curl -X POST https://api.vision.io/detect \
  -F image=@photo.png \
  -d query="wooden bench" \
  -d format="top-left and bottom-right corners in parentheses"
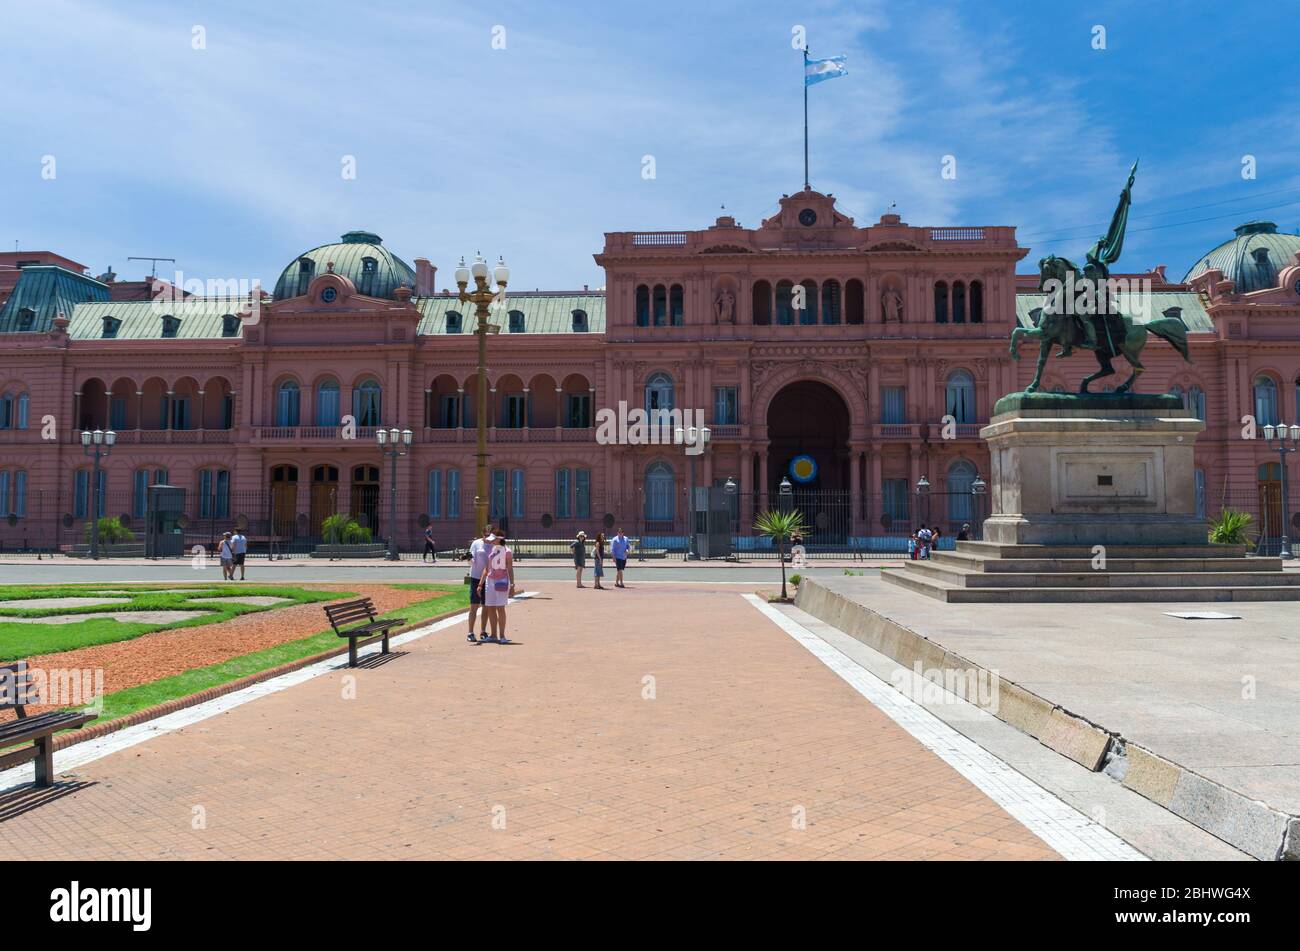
top-left (0, 662), bottom-right (97, 788)
top-left (324, 597), bottom-right (401, 668)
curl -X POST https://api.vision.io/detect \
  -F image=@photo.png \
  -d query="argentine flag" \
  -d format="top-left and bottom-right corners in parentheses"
top-left (805, 55), bottom-right (847, 86)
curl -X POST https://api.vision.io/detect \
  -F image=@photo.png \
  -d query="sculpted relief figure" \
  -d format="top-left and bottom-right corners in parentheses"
top-left (714, 289), bottom-right (735, 323)
top-left (882, 286), bottom-right (903, 323)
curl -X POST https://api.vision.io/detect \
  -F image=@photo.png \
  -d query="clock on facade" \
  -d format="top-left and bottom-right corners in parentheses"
top-left (798, 208), bottom-right (818, 227)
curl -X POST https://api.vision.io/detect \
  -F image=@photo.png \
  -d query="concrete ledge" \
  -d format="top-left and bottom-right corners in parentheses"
top-left (796, 576), bottom-right (1300, 861)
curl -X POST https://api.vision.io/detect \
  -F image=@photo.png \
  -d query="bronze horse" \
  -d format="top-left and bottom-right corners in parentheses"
top-left (1010, 254), bottom-right (1191, 393)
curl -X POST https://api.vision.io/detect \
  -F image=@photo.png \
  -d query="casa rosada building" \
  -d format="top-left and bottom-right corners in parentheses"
top-left (2, 188), bottom-right (1300, 552)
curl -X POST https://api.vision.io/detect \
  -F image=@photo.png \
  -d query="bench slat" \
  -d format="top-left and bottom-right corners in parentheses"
top-left (0, 710), bottom-right (95, 746)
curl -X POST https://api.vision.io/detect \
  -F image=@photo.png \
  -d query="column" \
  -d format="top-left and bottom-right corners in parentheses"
top-left (197, 389), bottom-right (206, 434)
top-left (870, 448), bottom-right (883, 537)
top-left (849, 446), bottom-right (862, 536)
top-left (740, 448), bottom-right (753, 531)
top-left (135, 391), bottom-right (143, 433)
top-left (423, 388), bottom-right (432, 429)
top-left (555, 386), bottom-right (563, 439)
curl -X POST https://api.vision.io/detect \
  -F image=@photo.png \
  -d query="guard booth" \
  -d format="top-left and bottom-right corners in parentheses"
top-left (145, 484), bottom-right (187, 558)
top-left (694, 486), bottom-right (734, 559)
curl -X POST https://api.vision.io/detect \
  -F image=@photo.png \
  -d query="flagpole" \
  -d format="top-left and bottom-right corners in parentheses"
top-left (803, 48), bottom-right (810, 189)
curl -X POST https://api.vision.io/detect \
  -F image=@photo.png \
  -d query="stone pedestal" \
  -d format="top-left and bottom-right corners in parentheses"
top-left (981, 392), bottom-right (1206, 546)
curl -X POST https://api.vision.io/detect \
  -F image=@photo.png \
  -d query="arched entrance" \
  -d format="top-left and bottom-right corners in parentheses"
top-left (766, 381), bottom-right (851, 542)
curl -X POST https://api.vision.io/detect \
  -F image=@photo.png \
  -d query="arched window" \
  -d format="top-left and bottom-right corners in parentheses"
top-left (221, 314), bottom-right (240, 337)
top-left (644, 462), bottom-right (676, 522)
top-left (669, 285), bottom-right (684, 326)
top-left (508, 310), bottom-right (525, 333)
top-left (446, 310), bottom-right (463, 334)
top-left (0, 394), bottom-right (10, 429)
top-left (652, 285), bottom-right (668, 326)
top-left (316, 379), bottom-right (340, 426)
top-left (952, 282), bottom-right (967, 324)
top-left (934, 282), bottom-right (949, 323)
top-left (946, 460), bottom-right (977, 526)
top-left (1253, 376), bottom-right (1279, 426)
top-left (1169, 385), bottom-right (1185, 408)
top-left (635, 285), bottom-right (650, 327)
top-left (275, 380), bottom-right (300, 426)
top-left (571, 309), bottom-right (588, 332)
top-left (353, 379), bottom-right (382, 427)
top-left (752, 280), bottom-right (772, 325)
top-left (775, 281), bottom-right (795, 325)
top-left (845, 279), bottom-right (864, 324)
top-left (17, 308), bottom-right (35, 331)
top-left (821, 280), bottom-right (841, 324)
top-left (945, 370), bottom-right (976, 424)
top-left (296, 258), bottom-right (314, 296)
top-left (970, 280), bottom-right (984, 323)
top-left (798, 280), bottom-right (818, 325)
top-left (645, 372), bottom-right (674, 423)
top-left (1189, 385), bottom-right (1206, 421)
top-left (359, 257), bottom-right (378, 296)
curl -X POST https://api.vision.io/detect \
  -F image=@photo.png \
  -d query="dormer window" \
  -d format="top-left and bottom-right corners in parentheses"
top-left (221, 314), bottom-right (240, 338)
top-left (17, 308), bottom-right (35, 331)
top-left (296, 258), bottom-right (314, 296)
top-left (508, 310), bottom-right (525, 333)
top-left (359, 257), bottom-right (378, 296)
top-left (101, 315), bottom-right (121, 339)
top-left (446, 311), bottom-right (463, 334)
top-left (160, 314), bottom-right (180, 338)
top-left (572, 309), bottom-right (588, 332)
top-left (1252, 248), bottom-right (1271, 266)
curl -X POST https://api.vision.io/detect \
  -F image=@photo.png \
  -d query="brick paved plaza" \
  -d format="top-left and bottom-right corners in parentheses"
top-left (0, 581), bottom-right (1060, 860)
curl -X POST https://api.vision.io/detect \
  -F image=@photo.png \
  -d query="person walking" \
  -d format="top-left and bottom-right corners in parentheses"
top-left (466, 525), bottom-right (492, 642)
top-left (593, 532), bottom-right (607, 589)
top-left (231, 526), bottom-right (248, 580)
top-left (571, 530), bottom-right (587, 588)
top-left (477, 532), bottom-right (516, 644)
top-left (611, 528), bottom-right (630, 588)
top-left (422, 524), bottom-right (438, 563)
top-left (218, 531), bottom-right (235, 581)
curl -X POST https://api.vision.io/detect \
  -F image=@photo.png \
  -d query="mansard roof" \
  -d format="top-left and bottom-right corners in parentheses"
top-left (0, 265), bottom-right (109, 333)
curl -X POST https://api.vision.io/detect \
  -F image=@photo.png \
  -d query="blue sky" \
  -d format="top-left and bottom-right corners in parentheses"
top-left (4, 0), bottom-right (1298, 291)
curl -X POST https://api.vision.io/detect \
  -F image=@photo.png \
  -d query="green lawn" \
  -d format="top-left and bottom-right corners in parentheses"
top-left (0, 584), bottom-right (345, 660)
top-left (84, 584), bottom-right (469, 724)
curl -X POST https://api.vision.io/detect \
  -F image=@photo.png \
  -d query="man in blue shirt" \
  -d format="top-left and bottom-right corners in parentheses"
top-left (466, 525), bottom-right (492, 642)
top-left (610, 528), bottom-right (631, 588)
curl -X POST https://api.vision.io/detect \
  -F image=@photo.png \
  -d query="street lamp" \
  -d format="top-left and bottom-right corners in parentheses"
top-left (1259, 422), bottom-right (1299, 559)
top-left (456, 253), bottom-right (508, 539)
top-left (915, 475), bottom-right (931, 530)
top-left (80, 428), bottom-right (116, 559)
top-left (779, 476), bottom-right (793, 497)
top-left (675, 425), bottom-right (711, 559)
top-left (377, 427), bottom-right (413, 561)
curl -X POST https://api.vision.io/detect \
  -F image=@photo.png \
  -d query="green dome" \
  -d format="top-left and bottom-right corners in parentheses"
top-left (1183, 222), bottom-right (1300, 293)
top-left (274, 231), bottom-right (417, 300)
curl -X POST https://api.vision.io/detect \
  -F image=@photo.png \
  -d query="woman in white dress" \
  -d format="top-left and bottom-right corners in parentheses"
top-left (477, 532), bottom-right (516, 643)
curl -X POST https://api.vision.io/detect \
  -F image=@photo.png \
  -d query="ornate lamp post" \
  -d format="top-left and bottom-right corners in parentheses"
top-left (915, 475), bottom-right (931, 529)
top-left (376, 427), bottom-right (413, 561)
top-left (1260, 423), bottom-right (1299, 559)
top-left (456, 254), bottom-right (509, 538)
top-left (675, 425), bottom-right (712, 559)
top-left (80, 428), bottom-right (116, 559)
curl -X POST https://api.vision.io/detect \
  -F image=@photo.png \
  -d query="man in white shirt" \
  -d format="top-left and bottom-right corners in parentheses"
top-left (466, 525), bottom-right (493, 642)
top-left (231, 528), bottom-right (248, 580)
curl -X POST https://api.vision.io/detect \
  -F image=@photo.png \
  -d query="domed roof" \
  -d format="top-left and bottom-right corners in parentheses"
top-left (273, 230), bottom-right (417, 300)
top-left (1183, 221), bottom-right (1300, 293)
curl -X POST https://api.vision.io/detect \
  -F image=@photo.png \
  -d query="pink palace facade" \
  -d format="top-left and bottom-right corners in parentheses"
top-left (2, 188), bottom-right (1300, 553)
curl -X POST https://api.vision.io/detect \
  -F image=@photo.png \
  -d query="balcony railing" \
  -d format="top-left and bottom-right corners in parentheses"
top-left (420, 427), bottom-right (596, 444)
top-left (65, 429), bottom-right (233, 445)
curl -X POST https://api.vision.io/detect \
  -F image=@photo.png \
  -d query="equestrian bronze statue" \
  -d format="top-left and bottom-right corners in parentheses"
top-left (1009, 161), bottom-right (1192, 394)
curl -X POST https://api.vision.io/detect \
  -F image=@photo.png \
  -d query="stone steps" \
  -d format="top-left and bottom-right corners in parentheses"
top-left (956, 541), bottom-right (1241, 560)
top-left (930, 551), bottom-right (1280, 574)
top-left (905, 560), bottom-right (1300, 589)
top-left (881, 567), bottom-right (1300, 602)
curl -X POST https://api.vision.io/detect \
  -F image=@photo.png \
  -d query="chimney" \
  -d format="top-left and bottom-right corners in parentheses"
top-left (414, 258), bottom-right (436, 297)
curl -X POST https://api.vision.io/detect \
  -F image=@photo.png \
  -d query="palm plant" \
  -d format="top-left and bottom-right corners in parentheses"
top-left (1209, 508), bottom-right (1255, 546)
top-left (321, 513), bottom-right (372, 545)
top-left (753, 508), bottom-right (807, 601)
top-left (83, 516), bottom-right (135, 545)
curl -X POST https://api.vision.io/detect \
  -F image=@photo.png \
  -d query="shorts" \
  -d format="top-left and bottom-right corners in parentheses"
top-left (234, 553), bottom-right (246, 566)
top-left (469, 578), bottom-right (483, 605)
top-left (615, 558), bottom-right (627, 571)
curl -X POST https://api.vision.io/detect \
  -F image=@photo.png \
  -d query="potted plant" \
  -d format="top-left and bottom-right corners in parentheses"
top-left (1208, 508), bottom-right (1256, 552)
